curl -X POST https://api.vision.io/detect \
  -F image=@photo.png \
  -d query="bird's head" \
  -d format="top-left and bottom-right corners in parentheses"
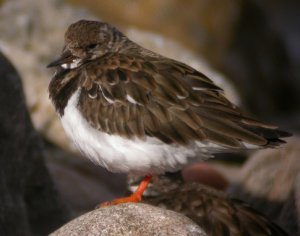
top-left (47, 20), bottom-right (125, 69)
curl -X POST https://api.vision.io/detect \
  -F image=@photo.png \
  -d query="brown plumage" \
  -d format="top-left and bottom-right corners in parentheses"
top-left (49, 19), bottom-right (289, 148)
top-left (133, 174), bottom-right (289, 236)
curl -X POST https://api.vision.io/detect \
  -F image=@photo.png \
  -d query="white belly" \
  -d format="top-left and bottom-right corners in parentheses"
top-left (60, 89), bottom-right (215, 175)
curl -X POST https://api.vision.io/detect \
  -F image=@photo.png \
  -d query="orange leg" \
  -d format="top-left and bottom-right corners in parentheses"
top-left (100, 175), bottom-right (152, 207)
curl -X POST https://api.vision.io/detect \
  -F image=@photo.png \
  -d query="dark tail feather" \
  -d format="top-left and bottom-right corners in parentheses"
top-left (241, 124), bottom-right (292, 147)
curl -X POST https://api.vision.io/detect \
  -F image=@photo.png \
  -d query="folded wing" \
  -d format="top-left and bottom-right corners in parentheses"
top-left (77, 53), bottom-right (290, 148)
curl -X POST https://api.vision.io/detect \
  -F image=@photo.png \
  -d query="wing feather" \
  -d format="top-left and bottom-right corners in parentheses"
top-left (77, 53), bottom-right (289, 148)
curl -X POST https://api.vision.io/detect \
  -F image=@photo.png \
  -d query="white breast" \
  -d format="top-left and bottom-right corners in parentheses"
top-left (60, 89), bottom-right (218, 175)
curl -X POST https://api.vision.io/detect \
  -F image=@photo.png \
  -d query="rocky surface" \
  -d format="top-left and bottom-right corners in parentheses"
top-left (51, 203), bottom-right (206, 236)
top-left (233, 137), bottom-right (299, 201)
top-left (0, 51), bottom-right (69, 236)
top-left (228, 137), bottom-right (300, 235)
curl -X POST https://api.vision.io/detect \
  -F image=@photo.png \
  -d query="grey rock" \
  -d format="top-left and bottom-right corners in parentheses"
top-left (228, 137), bottom-right (300, 235)
top-left (230, 137), bottom-right (300, 201)
top-left (0, 51), bottom-right (70, 236)
top-left (51, 203), bottom-right (206, 236)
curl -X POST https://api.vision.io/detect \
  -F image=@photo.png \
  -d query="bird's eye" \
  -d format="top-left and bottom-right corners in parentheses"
top-left (87, 44), bottom-right (97, 50)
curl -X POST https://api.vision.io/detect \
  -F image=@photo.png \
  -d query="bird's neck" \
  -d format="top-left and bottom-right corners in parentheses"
top-left (49, 69), bottom-right (80, 116)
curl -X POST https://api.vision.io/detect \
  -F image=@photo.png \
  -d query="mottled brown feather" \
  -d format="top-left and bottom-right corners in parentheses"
top-left (76, 53), bottom-right (288, 148)
top-left (144, 181), bottom-right (289, 236)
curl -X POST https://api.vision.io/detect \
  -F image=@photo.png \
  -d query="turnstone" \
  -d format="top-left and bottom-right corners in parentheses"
top-left (47, 20), bottom-right (290, 205)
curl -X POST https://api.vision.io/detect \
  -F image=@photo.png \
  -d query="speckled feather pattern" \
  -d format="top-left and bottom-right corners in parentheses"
top-left (144, 181), bottom-right (288, 236)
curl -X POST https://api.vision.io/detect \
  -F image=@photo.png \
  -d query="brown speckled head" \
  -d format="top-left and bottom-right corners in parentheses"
top-left (64, 20), bottom-right (125, 58)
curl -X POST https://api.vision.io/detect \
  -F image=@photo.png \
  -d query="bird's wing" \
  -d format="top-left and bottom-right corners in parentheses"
top-left (77, 53), bottom-right (289, 148)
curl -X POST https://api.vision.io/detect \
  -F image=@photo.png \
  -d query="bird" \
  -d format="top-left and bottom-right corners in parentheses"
top-left (47, 19), bottom-right (290, 206)
top-left (135, 174), bottom-right (289, 236)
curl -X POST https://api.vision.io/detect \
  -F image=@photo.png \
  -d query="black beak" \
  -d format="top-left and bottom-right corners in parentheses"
top-left (47, 50), bottom-right (76, 68)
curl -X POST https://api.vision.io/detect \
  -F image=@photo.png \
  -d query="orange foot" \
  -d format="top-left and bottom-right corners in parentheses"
top-left (99, 175), bottom-right (152, 207)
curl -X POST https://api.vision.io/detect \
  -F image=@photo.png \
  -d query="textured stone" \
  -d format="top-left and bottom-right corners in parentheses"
top-left (228, 137), bottom-right (299, 235)
top-left (236, 137), bottom-right (299, 201)
top-left (51, 203), bottom-right (206, 236)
